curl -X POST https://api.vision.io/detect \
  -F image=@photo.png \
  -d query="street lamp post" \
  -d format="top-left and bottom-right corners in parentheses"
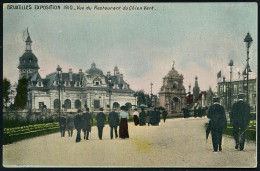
top-left (228, 60), bottom-right (234, 112)
top-left (56, 65), bottom-right (62, 120)
top-left (244, 32), bottom-right (253, 103)
top-left (107, 77), bottom-right (112, 111)
top-left (150, 82), bottom-right (153, 106)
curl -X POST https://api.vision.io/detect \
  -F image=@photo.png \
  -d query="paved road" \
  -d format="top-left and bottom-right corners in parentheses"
top-left (3, 117), bottom-right (256, 168)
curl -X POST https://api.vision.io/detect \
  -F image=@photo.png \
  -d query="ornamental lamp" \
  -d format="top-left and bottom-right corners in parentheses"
top-left (244, 32), bottom-right (253, 48)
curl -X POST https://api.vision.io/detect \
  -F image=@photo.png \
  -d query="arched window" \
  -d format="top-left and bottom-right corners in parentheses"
top-left (64, 99), bottom-right (71, 109)
top-left (113, 102), bottom-right (120, 109)
top-left (54, 99), bottom-right (60, 109)
top-left (75, 99), bottom-right (81, 109)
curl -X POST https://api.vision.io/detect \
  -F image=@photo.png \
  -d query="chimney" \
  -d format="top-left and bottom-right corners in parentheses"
top-left (69, 69), bottom-right (73, 81)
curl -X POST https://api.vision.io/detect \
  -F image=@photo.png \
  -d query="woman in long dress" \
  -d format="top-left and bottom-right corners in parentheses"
top-left (119, 106), bottom-right (129, 139)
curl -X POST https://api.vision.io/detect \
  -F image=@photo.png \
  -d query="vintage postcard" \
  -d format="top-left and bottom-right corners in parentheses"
top-left (2, 3), bottom-right (257, 168)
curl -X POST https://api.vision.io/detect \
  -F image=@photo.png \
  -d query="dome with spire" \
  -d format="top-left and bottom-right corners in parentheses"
top-left (86, 62), bottom-right (104, 76)
top-left (18, 51), bottom-right (39, 69)
top-left (18, 29), bottom-right (39, 70)
top-left (164, 61), bottom-right (182, 79)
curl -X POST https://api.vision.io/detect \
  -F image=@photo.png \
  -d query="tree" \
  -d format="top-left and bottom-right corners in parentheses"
top-left (14, 78), bottom-right (28, 110)
top-left (3, 78), bottom-right (11, 108)
top-left (134, 90), bottom-right (152, 107)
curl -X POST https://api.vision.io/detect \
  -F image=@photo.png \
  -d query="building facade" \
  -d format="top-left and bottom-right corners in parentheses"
top-left (217, 78), bottom-right (257, 112)
top-left (186, 77), bottom-right (214, 110)
top-left (158, 62), bottom-right (186, 114)
top-left (18, 32), bottom-right (135, 112)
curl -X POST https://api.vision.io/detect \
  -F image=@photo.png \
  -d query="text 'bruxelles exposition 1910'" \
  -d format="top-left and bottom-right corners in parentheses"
top-left (6, 4), bottom-right (156, 11)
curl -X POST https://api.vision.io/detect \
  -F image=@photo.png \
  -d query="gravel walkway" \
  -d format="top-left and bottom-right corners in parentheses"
top-left (3, 117), bottom-right (257, 168)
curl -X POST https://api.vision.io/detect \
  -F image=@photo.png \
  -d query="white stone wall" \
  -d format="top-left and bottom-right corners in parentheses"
top-left (31, 89), bottom-right (135, 110)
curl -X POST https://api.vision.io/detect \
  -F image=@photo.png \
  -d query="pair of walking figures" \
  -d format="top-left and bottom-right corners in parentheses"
top-left (207, 94), bottom-right (250, 152)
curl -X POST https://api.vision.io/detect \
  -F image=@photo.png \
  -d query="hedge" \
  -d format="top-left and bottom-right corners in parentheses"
top-left (223, 123), bottom-right (256, 141)
top-left (3, 122), bottom-right (60, 145)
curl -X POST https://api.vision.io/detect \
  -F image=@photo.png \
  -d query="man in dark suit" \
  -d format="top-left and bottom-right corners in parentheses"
top-left (108, 108), bottom-right (119, 139)
top-left (139, 107), bottom-right (146, 126)
top-left (74, 109), bottom-right (82, 143)
top-left (81, 108), bottom-right (93, 140)
top-left (207, 97), bottom-right (227, 152)
top-left (59, 115), bottom-right (66, 137)
top-left (230, 93), bottom-right (250, 150)
top-left (96, 108), bottom-right (106, 140)
top-left (162, 108), bottom-right (168, 122)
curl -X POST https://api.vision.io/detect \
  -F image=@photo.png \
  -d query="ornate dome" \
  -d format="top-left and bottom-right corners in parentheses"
top-left (86, 62), bottom-right (104, 76)
top-left (18, 51), bottom-right (39, 69)
top-left (164, 67), bottom-right (182, 79)
top-left (163, 61), bottom-right (183, 79)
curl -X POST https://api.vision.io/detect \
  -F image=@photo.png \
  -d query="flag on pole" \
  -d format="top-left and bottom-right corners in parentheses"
top-left (217, 71), bottom-right (221, 78)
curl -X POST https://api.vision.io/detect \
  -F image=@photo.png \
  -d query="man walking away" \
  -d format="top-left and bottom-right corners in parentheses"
top-left (162, 108), bottom-right (168, 123)
top-left (139, 107), bottom-right (146, 126)
top-left (146, 107), bottom-right (152, 126)
top-left (207, 97), bottom-right (227, 152)
top-left (59, 115), bottom-right (66, 137)
top-left (74, 109), bottom-right (83, 143)
top-left (230, 93), bottom-right (250, 151)
top-left (81, 108), bottom-right (93, 140)
top-left (108, 108), bottom-right (119, 139)
top-left (66, 112), bottom-right (74, 137)
top-left (96, 108), bottom-right (106, 140)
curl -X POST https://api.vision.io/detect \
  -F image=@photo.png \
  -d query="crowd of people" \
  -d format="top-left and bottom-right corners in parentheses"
top-left (59, 105), bottom-right (168, 143)
top-left (59, 93), bottom-right (251, 153)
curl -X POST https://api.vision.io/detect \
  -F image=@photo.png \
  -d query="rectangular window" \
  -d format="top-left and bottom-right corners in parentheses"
top-left (39, 82), bottom-right (42, 86)
top-left (94, 100), bottom-right (100, 109)
top-left (39, 102), bottom-right (44, 110)
top-left (233, 85), bottom-right (237, 92)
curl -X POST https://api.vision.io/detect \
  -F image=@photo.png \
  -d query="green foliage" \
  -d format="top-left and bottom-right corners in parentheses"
top-left (3, 78), bottom-right (11, 107)
top-left (134, 90), bottom-right (152, 107)
top-left (14, 78), bottom-right (28, 110)
top-left (222, 123), bottom-right (256, 141)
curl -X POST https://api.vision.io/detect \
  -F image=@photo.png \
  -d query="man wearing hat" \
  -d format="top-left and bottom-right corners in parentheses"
top-left (81, 108), bottom-right (93, 140)
top-left (139, 107), bottom-right (146, 126)
top-left (96, 108), bottom-right (106, 140)
top-left (74, 109), bottom-right (83, 142)
top-left (230, 93), bottom-right (250, 150)
top-left (59, 114), bottom-right (67, 137)
top-left (108, 108), bottom-right (119, 139)
top-left (207, 97), bottom-right (227, 152)
top-left (146, 107), bottom-right (153, 126)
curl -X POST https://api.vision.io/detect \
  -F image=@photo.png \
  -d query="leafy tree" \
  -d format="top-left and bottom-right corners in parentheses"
top-left (134, 90), bottom-right (152, 107)
top-left (14, 78), bottom-right (28, 110)
top-left (3, 78), bottom-right (11, 108)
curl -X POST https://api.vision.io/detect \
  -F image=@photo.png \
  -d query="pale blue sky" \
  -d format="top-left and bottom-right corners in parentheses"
top-left (3, 3), bottom-right (258, 94)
